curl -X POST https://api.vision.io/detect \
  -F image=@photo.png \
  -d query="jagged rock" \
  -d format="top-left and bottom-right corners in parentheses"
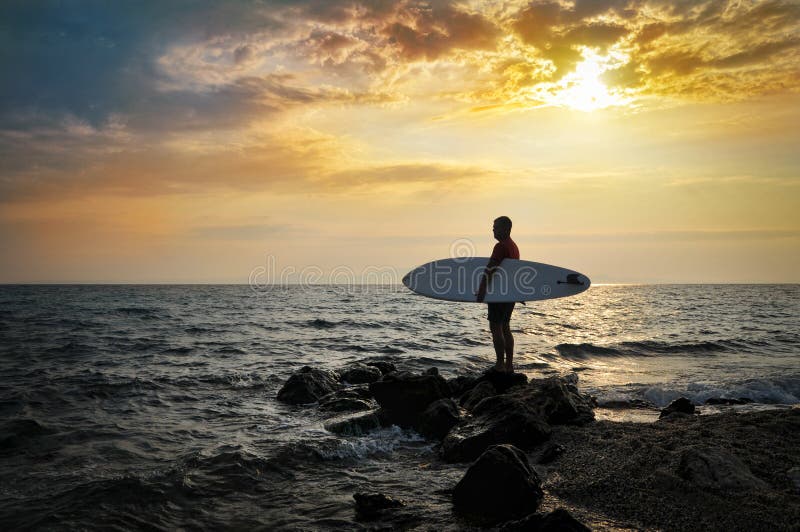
top-left (475, 367), bottom-right (528, 393)
top-left (447, 375), bottom-right (478, 397)
top-left (537, 443), bottom-right (565, 464)
top-left (442, 377), bottom-right (594, 462)
top-left (277, 366), bottom-right (341, 404)
top-left (324, 409), bottom-right (390, 436)
top-left (365, 360), bottom-right (397, 375)
top-left (369, 371), bottom-right (450, 426)
top-left (660, 397), bottom-right (696, 418)
top-left (705, 397), bottom-right (753, 405)
top-left (319, 385), bottom-right (375, 412)
top-left (499, 508), bottom-right (590, 531)
top-left (353, 492), bottom-right (404, 518)
top-left (340, 363), bottom-right (383, 384)
top-left (417, 398), bottom-right (460, 440)
top-left (677, 447), bottom-right (768, 490)
top-left (460, 381), bottom-right (496, 411)
top-left (453, 444), bottom-right (543, 523)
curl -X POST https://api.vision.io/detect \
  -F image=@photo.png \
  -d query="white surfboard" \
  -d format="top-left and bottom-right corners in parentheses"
top-left (402, 258), bottom-right (590, 303)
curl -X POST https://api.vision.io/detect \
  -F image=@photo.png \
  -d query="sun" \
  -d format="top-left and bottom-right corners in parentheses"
top-left (544, 49), bottom-right (631, 112)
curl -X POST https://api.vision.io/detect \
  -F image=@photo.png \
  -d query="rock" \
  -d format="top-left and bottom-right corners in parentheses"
top-left (319, 386), bottom-right (375, 412)
top-left (460, 381), bottom-right (496, 411)
top-left (660, 397), bottom-right (695, 418)
top-left (676, 447), bottom-right (768, 490)
top-left (424, 367), bottom-right (439, 376)
top-left (324, 409), bottom-right (390, 436)
top-left (453, 444), bottom-right (543, 523)
top-left (277, 366), bottom-right (341, 404)
top-left (417, 398), bottom-right (460, 440)
top-left (447, 375), bottom-right (478, 397)
top-left (475, 367), bottom-right (528, 393)
top-left (705, 397), bottom-right (753, 405)
top-left (787, 467), bottom-right (800, 493)
top-left (340, 363), bottom-right (383, 384)
top-left (499, 508), bottom-right (590, 531)
top-left (353, 492), bottom-right (404, 518)
top-left (537, 443), bottom-right (565, 464)
top-left (442, 377), bottom-right (593, 462)
top-left (369, 371), bottom-right (450, 426)
top-left (365, 360), bottom-right (397, 375)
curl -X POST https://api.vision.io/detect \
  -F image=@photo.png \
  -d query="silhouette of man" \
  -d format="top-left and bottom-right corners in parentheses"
top-left (476, 216), bottom-right (519, 372)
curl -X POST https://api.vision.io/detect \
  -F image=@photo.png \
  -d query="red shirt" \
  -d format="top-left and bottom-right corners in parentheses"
top-left (490, 237), bottom-right (519, 262)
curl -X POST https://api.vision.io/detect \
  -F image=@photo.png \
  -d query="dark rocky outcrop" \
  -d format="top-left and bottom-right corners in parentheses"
top-left (417, 398), bottom-right (460, 440)
top-left (499, 508), bottom-right (590, 531)
top-left (660, 397), bottom-right (696, 419)
top-left (447, 375), bottom-right (478, 398)
top-left (475, 367), bottom-right (528, 393)
top-left (364, 360), bottom-right (397, 376)
top-left (369, 371), bottom-right (450, 426)
top-left (353, 492), bottom-right (404, 518)
top-left (324, 409), bottom-right (390, 436)
top-left (677, 447), bottom-right (768, 490)
top-left (460, 381), bottom-right (497, 411)
top-left (319, 386), bottom-right (375, 412)
top-left (453, 444), bottom-right (544, 523)
top-left (277, 366), bottom-right (341, 404)
top-left (340, 363), bottom-right (383, 384)
top-left (442, 377), bottom-right (594, 462)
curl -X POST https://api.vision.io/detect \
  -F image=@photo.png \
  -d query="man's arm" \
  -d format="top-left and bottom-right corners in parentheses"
top-left (476, 257), bottom-right (501, 302)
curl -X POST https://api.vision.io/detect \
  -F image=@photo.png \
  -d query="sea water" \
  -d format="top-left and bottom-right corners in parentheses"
top-left (0, 284), bottom-right (797, 528)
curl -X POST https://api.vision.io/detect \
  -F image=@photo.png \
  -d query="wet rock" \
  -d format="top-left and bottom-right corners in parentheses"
top-left (537, 443), bottom-right (565, 464)
top-left (369, 371), bottom-right (450, 426)
top-left (424, 367), bottom-right (440, 376)
top-left (417, 398), bottom-right (460, 440)
top-left (499, 508), bottom-right (590, 531)
top-left (660, 397), bottom-right (695, 418)
top-left (364, 360), bottom-right (397, 375)
top-left (442, 377), bottom-right (593, 462)
top-left (476, 367), bottom-right (528, 393)
top-left (340, 363), bottom-right (383, 384)
top-left (277, 366), bottom-right (341, 405)
top-left (324, 409), bottom-right (390, 436)
top-left (319, 385), bottom-right (375, 412)
top-left (677, 447), bottom-right (768, 490)
top-left (460, 381), bottom-right (496, 411)
top-left (705, 397), bottom-right (754, 405)
top-left (453, 444), bottom-right (543, 523)
top-left (353, 492), bottom-right (404, 518)
top-left (447, 375), bottom-right (478, 397)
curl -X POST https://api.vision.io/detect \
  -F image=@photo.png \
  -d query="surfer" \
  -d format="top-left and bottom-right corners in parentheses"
top-left (476, 216), bottom-right (520, 372)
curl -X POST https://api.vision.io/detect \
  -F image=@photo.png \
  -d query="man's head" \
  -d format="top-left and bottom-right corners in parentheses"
top-left (493, 216), bottom-right (512, 240)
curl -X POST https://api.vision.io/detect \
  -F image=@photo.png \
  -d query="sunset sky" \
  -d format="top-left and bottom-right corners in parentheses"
top-left (1, 0), bottom-right (798, 283)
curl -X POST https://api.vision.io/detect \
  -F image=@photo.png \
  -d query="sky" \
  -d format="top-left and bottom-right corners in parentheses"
top-left (0, 0), bottom-right (798, 283)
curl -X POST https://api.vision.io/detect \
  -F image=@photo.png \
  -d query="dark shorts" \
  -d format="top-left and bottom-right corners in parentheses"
top-left (487, 302), bottom-right (515, 323)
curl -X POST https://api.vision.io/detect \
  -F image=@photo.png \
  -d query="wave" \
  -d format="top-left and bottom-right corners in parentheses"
top-left (554, 338), bottom-right (772, 359)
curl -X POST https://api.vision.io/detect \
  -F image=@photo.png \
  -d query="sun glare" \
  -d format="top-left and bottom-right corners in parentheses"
top-left (544, 49), bottom-right (631, 112)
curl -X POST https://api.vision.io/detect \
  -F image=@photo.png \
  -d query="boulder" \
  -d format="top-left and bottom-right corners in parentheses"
top-left (417, 398), bottom-right (460, 440)
top-left (324, 409), bottom-right (390, 436)
top-left (475, 367), bottom-right (528, 393)
top-left (447, 375), bottom-right (478, 397)
top-left (277, 366), bottom-right (341, 404)
top-left (660, 397), bottom-right (696, 418)
top-left (460, 381), bottom-right (496, 411)
top-left (365, 360), bottom-right (397, 375)
top-left (499, 508), bottom-right (590, 531)
top-left (353, 492), bottom-right (404, 518)
top-left (319, 388), bottom-right (375, 412)
top-left (453, 444), bottom-right (543, 523)
top-left (369, 371), bottom-right (450, 426)
top-left (442, 377), bottom-right (594, 462)
top-left (676, 447), bottom-right (768, 490)
top-left (340, 363), bottom-right (383, 384)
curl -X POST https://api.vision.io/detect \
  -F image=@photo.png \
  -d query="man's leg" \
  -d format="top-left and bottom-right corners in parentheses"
top-left (490, 322), bottom-right (505, 370)
top-left (502, 321), bottom-right (514, 372)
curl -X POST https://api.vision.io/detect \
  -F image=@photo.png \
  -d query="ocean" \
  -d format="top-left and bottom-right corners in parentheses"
top-left (1, 284), bottom-right (798, 529)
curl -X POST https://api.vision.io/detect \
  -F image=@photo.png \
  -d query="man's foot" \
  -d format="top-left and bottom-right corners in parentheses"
top-left (504, 361), bottom-right (514, 373)
top-left (494, 361), bottom-right (506, 372)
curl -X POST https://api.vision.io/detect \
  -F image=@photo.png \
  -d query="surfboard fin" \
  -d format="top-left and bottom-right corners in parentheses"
top-left (557, 274), bottom-right (584, 285)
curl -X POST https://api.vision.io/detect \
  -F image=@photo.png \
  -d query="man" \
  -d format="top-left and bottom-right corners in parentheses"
top-left (476, 216), bottom-right (519, 373)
